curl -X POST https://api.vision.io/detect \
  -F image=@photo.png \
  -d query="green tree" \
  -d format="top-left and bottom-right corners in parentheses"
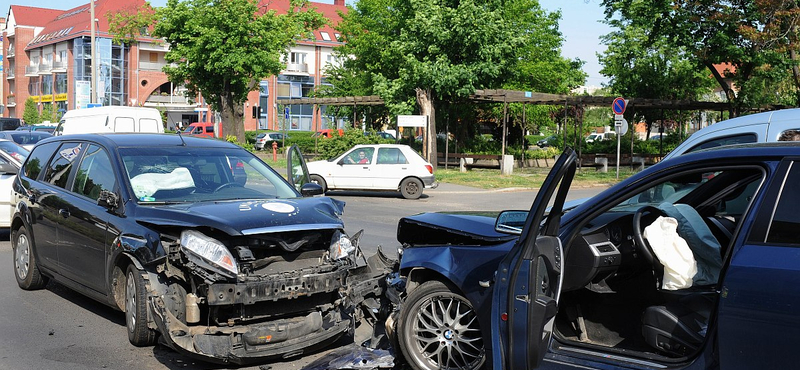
top-left (40, 103), bottom-right (57, 123)
top-left (110, 0), bottom-right (327, 143)
top-left (334, 0), bottom-right (526, 163)
top-left (23, 98), bottom-right (40, 125)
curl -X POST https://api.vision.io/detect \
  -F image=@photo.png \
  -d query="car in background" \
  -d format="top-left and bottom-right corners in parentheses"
top-left (312, 128), bottom-right (344, 138)
top-left (536, 135), bottom-right (557, 147)
top-left (305, 144), bottom-right (437, 199)
top-left (0, 117), bottom-right (22, 131)
top-left (389, 142), bottom-right (800, 370)
top-left (0, 131), bottom-right (53, 150)
top-left (16, 125), bottom-right (56, 133)
top-left (183, 121), bottom-right (221, 138)
top-left (254, 132), bottom-right (289, 150)
top-left (585, 131), bottom-right (616, 143)
top-left (0, 140), bottom-right (28, 228)
top-left (664, 108), bottom-right (800, 160)
top-left (10, 134), bottom-right (393, 364)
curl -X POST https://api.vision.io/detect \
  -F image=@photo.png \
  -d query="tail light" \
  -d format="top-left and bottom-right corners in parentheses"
top-left (425, 165), bottom-right (433, 174)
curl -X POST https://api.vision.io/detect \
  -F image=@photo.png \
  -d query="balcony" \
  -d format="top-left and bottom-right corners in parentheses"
top-left (146, 94), bottom-right (191, 105)
top-left (6, 69), bottom-right (14, 79)
top-left (52, 61), bottom-right (67, 72)
top-left (285, 63), bottom-right (309, 74)
top-left (6, 47), bottom-right (14, 58)
top-left (139, 61), bottom-right (167, 71)
top-left (6, 96), bottom-right (15, 106)
top-left (38, 63), bottom-right (52, 74)
top-left (25, 66), bottom-right (38, 76)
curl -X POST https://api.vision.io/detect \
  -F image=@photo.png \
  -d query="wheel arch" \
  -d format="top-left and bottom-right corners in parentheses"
top-left (405, 267), bottom-right (468, 299)
top-left (397, 175), bottom-right (424, 191)
top-left (110, 251), bottom-right (145, 311)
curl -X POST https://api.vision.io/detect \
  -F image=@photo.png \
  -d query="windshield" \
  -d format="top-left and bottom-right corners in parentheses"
top-left (610, 171), bottom-right (717, 211)
top-left (119, 146), bottom-right (298, 203)
top-left (0, 141), bottom-right (30, 162)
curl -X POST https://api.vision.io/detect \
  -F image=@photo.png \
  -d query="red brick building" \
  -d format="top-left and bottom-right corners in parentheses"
top-left (3, 0), bottom-right (347, 132)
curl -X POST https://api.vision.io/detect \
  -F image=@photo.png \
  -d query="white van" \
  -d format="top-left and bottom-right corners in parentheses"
top-left (55, 106), bottom-right (164, 136)
top-left (665, 108), bottom-right (800, 160)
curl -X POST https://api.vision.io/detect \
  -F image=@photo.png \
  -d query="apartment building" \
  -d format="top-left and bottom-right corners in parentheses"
top-left (2, 0), bottom-right (347, 131)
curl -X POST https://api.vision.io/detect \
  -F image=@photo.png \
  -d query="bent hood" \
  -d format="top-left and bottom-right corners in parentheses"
top-left (132, 196), bottom-right (346, 236)
top-left (397, 211), bottom-right (517, 246)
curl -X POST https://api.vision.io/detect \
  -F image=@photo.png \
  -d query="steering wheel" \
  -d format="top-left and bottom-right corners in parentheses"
top-left (213, 182), bottom-right (244, 192)
top-left (632, 205), bottom-right (669, 266)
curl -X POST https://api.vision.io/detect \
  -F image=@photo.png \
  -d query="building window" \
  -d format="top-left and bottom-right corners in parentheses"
top-left (289, 52), bottom-right (306, 64)
top-left (55, 73), bottom-right (68, 94)
top-left (58, 50), bottom-right (67, 63)
top-left (28, 77), bottom-right (40, 95)
top-left (42, 75), bottom-right (53, 95)
top-left (149, 52), bottom-right (158, 63)
top-left (320, 32), bottom-right (331, 41)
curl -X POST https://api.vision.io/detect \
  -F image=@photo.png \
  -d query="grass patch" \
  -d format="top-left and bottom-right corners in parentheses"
top-left (435, 166), bottom-right (638, 189)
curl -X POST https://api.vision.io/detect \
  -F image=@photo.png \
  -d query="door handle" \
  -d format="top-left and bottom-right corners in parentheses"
top-left (59, 209), bottom-right (70, 218)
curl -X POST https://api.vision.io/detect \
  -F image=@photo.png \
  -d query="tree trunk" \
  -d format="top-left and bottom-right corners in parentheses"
top-left (416, 88), bottom-right (437, 165)
top-left (220, 94), bottom-right (246, 143)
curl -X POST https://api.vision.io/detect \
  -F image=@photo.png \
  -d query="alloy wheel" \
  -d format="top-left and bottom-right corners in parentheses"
top-left (411, 295), bottom-right (484, 370)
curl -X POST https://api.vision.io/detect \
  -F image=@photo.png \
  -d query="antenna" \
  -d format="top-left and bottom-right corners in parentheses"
top-left (176, 130), bottom-right (187, 146)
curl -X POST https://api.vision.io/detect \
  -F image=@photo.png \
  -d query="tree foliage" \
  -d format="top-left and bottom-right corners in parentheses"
top-left (23, 98), bottom-right (40, 125)
top-left (600, 0), bottom-right (800, 113)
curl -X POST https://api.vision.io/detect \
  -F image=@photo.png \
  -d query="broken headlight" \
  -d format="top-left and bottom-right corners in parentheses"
top-left (180, 230), bottom-right (239, 277)
top-left (329, 230), bottom-right (355, 260)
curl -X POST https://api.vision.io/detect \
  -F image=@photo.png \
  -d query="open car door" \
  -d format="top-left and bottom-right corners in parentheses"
top-left (286, 145), bottom-right (323, 196)
top-left (490, 148), bottom-right (577, 370)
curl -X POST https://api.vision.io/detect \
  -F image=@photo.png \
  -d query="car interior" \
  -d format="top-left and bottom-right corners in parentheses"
top-left (554, 166), bottom-right (764, 361)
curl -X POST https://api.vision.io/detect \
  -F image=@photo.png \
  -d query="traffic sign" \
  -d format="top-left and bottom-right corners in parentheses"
top-left (284, 107), bottom-right (289, 120)
top-left (612, 97), bottom-right (626, 115)
top-left (615, 118), bottom-right (629, 136)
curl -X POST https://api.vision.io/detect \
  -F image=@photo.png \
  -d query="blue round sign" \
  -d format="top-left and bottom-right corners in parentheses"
top-left (612, 97), bottom-right (626, 115)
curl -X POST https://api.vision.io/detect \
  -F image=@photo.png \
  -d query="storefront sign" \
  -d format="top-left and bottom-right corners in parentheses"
top-left (55, 93), bottom-right (68, 102)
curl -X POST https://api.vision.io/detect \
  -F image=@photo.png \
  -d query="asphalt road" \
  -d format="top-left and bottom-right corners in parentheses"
top-left (0, 183), bottom-right (604, 370)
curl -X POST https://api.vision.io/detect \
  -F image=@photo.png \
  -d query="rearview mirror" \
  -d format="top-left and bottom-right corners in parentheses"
top-left (495, 210), bottom-right (529, 235)
top-left (98, 189), bottom-right (119, 209)
top-left (300, 182), bottom-right (324, 197)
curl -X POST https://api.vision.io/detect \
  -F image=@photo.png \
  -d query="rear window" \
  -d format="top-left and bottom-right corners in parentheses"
top-left (23, 142), bottom-right (58, 180)
top-left (686, 133), bottom-right (757, 154)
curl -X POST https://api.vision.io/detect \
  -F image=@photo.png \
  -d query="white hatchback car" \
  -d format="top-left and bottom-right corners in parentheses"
top-left (305, 144), bottom-right (437, 199)
top-left (0, 139), bottom-right (28, 228)
top-left (255, 132), bottom-right (289, 150)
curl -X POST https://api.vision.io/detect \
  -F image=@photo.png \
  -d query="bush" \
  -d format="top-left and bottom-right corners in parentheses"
top-left (316, 129), bottom-right (394, 159)
top-left (226, 135), bottom-right (254, 152)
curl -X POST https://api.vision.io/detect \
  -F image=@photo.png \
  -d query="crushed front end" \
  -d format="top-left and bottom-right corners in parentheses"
top-left (145, 226), bottom-right (394, 365)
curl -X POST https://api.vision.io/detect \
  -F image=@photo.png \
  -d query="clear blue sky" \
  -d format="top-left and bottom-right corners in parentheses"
top-left (4, 0), bottom-right (610, 86)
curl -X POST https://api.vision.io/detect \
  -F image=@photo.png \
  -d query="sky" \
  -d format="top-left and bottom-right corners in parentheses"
top-left (3, 0), bottom-right (611, 86)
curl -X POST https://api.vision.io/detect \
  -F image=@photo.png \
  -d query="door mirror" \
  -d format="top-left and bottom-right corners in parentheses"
top-left (97, 189), bottom-right (119, 209)
top-left (0, 162), bottom-right (18, 175)
top-left (300, 182), bottom-right (324, 197)
top-left (495, 210), bottom-right (529, 235)
top-left (286, 145), bottom-right (310, 192)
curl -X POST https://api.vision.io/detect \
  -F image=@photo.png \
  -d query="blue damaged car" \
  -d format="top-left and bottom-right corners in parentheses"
top-left (10, 134), bottom-right (393, 364)
top-left (389, 143), bottom-right (800, 370)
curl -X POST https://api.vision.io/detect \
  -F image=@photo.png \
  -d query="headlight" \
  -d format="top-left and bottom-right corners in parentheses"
top-left (329, 230), bottom-right (354, 260)
top-left (180, 230), bottom-right (238, 277)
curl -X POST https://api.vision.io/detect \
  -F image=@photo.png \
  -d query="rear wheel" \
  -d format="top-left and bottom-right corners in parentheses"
top-left (398, 281), bottom-right (485, 370)
top-left (310, 175), bottom-right (327, 193)
top-left (12, 227), bottom-right (48, 290)
top-left (400, 178), bottom-right (423, 199)
top-left (125, 265), bottom-right (157, 346)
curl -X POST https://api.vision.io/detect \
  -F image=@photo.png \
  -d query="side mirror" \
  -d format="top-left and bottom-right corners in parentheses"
top-left (98, 189), bottom-right (119, 209)
top-left (300, 182), bottom-right (324, 197)
top-left (0, 162), bottom-right (18, 175)
top-left (495, 210), bottom-right (529, 235)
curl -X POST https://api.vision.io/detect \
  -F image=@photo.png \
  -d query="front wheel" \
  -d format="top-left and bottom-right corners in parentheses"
top-left (400, 178), bottom-right (423, 199)
top-left (12, 227), bottom-right (48, 290)
top-left (397, 281), bottom-right (485, 370)
top-left (125, 265), bottom-right (157, 346)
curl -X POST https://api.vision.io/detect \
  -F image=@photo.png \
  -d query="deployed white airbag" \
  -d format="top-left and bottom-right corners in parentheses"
top-left (130, 167), bottom-right (195, 199)
top-left (643, 216), bottom-right (697, 290)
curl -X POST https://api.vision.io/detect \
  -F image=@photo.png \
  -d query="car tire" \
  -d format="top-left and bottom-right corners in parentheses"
top-left (125, 265), bottom-right (157, 346)
top-left (12, 227), bottom-right (48, 290)
top-left (310, 174), bottom-right (327, 193)
top-left (397, 280), bottom-right (485, 370)
top-left (400, 178), bottom-right (423, 199)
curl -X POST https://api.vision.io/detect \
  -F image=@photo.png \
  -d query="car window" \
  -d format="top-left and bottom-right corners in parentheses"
top-left (139, 118), bottom-right (159, 132)
top-left (72, 144), bottom-right (117, 200)
top-left (120, 146), bottom-right (296, 202)
top-left (22, 142), bottom-right (57, 180)
top-left (115, 117), bottom-right (135, 132)
top-left (685, 133), bottom-right (757, 154)
top-left (344, 147), bottom-right (375, 164)
top-left (766, 163), bottom-right (800, 245)
top-left (0, 140), bottom-right (29, 162)
top-left (44, 142), bottom-right (83, 189)
top-left (377, 148), bottom-right (408, 164)
top-left (612, 171), bottom-right (717, 211)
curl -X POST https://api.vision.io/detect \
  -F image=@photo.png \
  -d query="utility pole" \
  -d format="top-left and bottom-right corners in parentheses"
top-left (90, 0), bottom-right (97, 104)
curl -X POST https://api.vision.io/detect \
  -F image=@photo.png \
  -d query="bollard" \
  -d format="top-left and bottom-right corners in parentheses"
top-left (272, 141), bottom-right (278, 162)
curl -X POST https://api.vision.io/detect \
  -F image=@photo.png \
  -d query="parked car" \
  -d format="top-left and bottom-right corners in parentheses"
top-left (312, 128), bottom-right (344, 138)
top-left (585, 131), bottom-right (616, 143)
top-left (56, 106), bottom-right (164, 135)
top-left (388, 142), bottom-right (800, 370)
top-left (16, 124), bottom-right (56, 133)
top-left (305, 144), bottom-right (437, 199)
top-left (254, 132), bottom-right (288, 150)
top-left (664, 108), bottom-right (800, 160)
top-left (536, 135), bottom-right (557, 147)
top-left (0, 130), bottom-right (53, 150)
top-left (183, 121), bottom-right (221, 138)
top-left (10, 134), bottom-right (393, 364)
top-left (0, 140), bottom-right (28, 228)
top-left (0, 117), bottom-right (22, 131)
